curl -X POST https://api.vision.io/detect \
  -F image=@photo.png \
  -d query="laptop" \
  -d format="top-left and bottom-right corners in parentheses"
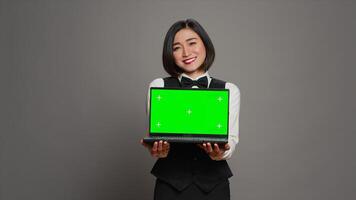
top-left (143, 87), bottom-right (230, 144)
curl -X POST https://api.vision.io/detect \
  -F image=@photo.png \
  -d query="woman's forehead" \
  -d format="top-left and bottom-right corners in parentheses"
top-left (174, 28), bottom-right (200, 42)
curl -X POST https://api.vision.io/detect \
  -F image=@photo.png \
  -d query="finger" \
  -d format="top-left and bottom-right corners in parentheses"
top-left (141, 139), bottom-right (150, 148)
top-left (207, 143), bottom-right (213, 152)
top-left (152, 141), bottom-right (158, 152)
top-left (140, 139), bottom-right (146, 146)
top-left (213, 143), bottom-right (220, 153)
top-left (162, 142), bottom-right (168, 153)
top-left (202, 143), bottom-right (209, 152)
top-left (158, 140), bottom-right (163, 152)
top-left (151, 144), bottom-right (158, 157)
top-left (163, 141), bottom-right (170, 151)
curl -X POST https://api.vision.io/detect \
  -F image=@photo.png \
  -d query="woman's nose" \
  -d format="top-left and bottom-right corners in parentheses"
top-left (182, 46), bottom-right (191, 57)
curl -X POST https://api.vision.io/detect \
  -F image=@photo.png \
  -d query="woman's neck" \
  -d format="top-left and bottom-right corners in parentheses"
top-left (183, 70), bottom-right (205, 80)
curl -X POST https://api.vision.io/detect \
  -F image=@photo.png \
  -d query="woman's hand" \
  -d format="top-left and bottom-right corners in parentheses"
top-left (198, 142), bottom-right (230, 160)
top-left (141, 139), bottom-right (170, 158)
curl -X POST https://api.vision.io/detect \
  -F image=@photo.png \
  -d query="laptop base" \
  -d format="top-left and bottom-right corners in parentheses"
top-left (143, 136), bottom-right (227, 144)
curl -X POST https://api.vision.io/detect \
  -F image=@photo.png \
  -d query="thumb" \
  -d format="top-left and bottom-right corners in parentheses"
top-left (224, 143), bottom-right (230, 150)
top-left (141, 139), bottom-right (149, 148)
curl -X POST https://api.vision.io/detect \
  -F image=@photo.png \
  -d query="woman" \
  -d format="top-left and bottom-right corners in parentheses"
top-left (141, 18), bottom-right (240, 200)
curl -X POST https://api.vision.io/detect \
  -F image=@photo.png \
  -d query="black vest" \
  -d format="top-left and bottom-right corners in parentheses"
top-left (151, 77), bottom-right (233, 193)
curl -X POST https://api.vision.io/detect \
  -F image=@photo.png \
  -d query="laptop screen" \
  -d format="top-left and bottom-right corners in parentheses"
top-left (149, 87), bottom-right (229, 136)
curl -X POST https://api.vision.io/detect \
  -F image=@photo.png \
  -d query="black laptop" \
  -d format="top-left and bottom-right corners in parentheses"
top-left (143, 87), bottom-right (229, 143)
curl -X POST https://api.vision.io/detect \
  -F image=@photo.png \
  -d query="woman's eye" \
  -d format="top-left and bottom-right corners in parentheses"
top-left (173, 47), bottom-right (180, 51)
top-left (189, 42), bottom-right (196, 45)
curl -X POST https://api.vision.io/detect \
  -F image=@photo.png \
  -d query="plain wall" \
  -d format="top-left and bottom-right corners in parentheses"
top-left (1, 0), bottom-right (355, 199)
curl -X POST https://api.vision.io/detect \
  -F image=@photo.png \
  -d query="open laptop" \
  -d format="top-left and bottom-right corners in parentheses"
top-left (143, 87), bottom-right (229, 144)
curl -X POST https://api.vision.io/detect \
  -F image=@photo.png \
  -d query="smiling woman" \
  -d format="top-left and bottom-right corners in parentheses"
top-left (172, 28), bottom-right (207, 78)
top-left (141, 18), bottom-right (241, 200)
top-left (162, 19), bottom-right (216, 79)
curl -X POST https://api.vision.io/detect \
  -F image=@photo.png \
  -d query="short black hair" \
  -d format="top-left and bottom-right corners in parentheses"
top-left (162, 19), bottom-right (215, 77)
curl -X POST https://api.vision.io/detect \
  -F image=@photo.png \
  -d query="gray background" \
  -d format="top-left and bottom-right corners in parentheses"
top-left (1, 0), bottom-right (355, 200)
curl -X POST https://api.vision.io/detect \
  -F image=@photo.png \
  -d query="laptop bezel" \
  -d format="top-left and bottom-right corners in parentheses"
top-left (149, 87), bottom-right (230, 139)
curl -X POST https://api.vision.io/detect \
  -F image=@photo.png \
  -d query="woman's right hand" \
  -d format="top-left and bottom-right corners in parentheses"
top-left (140, 139), bottom-right (170, 158)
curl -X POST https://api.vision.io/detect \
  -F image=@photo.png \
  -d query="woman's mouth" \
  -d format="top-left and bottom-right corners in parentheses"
top-left (183, 57), bottom-right (197, 64)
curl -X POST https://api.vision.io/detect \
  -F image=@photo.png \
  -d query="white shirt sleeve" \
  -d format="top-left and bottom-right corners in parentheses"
top-left (220, 82), bottom-right (241, 160)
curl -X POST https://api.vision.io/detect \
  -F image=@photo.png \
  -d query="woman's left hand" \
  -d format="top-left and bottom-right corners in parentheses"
top-left (198, 142), bottom-right (230, 160)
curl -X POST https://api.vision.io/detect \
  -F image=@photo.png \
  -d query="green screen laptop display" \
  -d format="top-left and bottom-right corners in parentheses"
top-left (150, 88), bottom-right (229, 136)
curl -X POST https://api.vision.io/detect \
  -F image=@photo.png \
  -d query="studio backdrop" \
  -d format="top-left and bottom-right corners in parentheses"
top-left (1, 0), bottom-right (355, 200)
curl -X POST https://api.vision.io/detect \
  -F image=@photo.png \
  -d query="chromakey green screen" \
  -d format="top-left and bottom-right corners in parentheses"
top-left (150, 88), bottom-right (229, 135)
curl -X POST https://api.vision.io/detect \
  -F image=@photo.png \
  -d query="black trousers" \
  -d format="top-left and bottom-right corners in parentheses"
top-left (154, 179), bottom-right (230, 200)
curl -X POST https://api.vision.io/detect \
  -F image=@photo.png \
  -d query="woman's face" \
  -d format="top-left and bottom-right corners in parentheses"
top-left (172, 28), bottom-right (206, 77)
